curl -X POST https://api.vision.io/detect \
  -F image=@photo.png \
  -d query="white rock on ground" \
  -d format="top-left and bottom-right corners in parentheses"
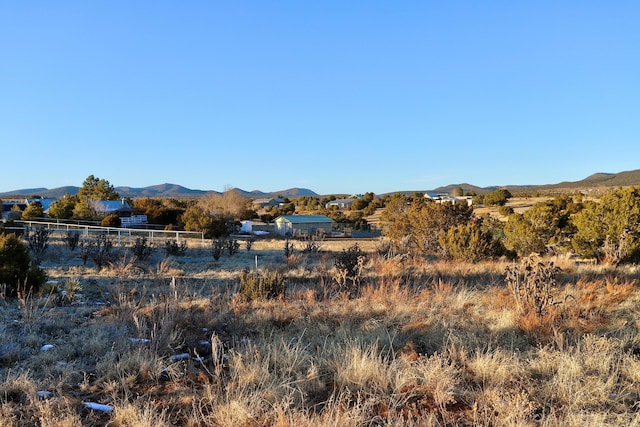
top-left (170, 353), bottom-right (190, 361)
top-left (37, 391), bottom-right (52, 399)
top-left (83, 402), bottom-right (114, 413)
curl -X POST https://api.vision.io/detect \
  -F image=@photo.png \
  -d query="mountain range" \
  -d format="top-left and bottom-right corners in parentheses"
top-left (428, 169), bottom-right (640, 196)
top-left (0, 184), bottom-right (319, 199)
top-left (2, 169), bottom-right (640, 199)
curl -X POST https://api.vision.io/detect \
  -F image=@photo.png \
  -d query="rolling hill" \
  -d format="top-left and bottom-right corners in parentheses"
top-left (2, 169), bottom-right (640, 200)
top-left (0, 184), bottom-right (318, 199)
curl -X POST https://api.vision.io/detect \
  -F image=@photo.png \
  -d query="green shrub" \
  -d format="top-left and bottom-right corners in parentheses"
top-left (245, 237), bottom-right (255, 251)
top-left (333, 243), bottom-right (367, 297)
top-left (239, 269), bottom-right (286, 301)
top-left (226, 238), bottom-right (240, 256)
top-left (21, 201), bottom-right (44, 220)
top-left (63, 230), bottom-right (81, 251)
top-left (132, 237), bottom-right (153, 261)
top-left (42, 277), bottom-right (83, 306)
top-left (101, 213), bottom-right (121, 227)
top-left (283, 239), bottom-right (295, 258)
top-left (165, 240), bottom-right (187, 257)
top-left (80, 234), bottom-right (114, 268)
top-left (438, 220), bottom-right (505, 263)
top-left (498, 205), bottom-right (514, 216)
top-left (25, 228), bottom-right (51, 265)
top-left (211, 239), bottom-right (224, 261)
top-left (484, 189), bottom-right (512, 206)
top-left (0, 234), bottom-right (46, 298)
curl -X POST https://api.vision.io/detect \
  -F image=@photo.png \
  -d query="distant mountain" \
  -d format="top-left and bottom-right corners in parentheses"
top-left (116, 184), bottom-right (207, 198)
top-left (0, 184), bottom-right (318, 199)
top-left (0, 187), bottom-right (49, 197)
top-left (271, 188), bottom-right (318, 197)
top-left (2, 170), bottom-right (640, 200)
top-left (540, 170), bottom-right (640, 190)
top-left (431, 183), bottom-right (495, 195)
top-left (383, 169), bottom-right (640, 196)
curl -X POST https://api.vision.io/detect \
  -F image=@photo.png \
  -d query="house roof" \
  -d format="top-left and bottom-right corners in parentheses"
top-left (89, 199), bottom-right (132, 213)
top-left (276, 215), bottom-right (334, 224)
top-left (327, 198), bottom-right (355, 205)
top-left (253, 197), bottom-right (284, 204)
top-left (26, 198), bottom-right (57, 213)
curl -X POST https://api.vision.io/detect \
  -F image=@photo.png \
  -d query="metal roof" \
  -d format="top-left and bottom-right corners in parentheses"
top-left (89, 199), bottom-right (132, 213)
top-left (276, 215), bottom-right (334, 224)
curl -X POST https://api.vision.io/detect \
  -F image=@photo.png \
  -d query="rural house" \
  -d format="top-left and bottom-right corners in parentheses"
top-left (274, 215), bottom-right (334, 237)
top-left (325, 198), bottom-right (356, 209)
top-left (89, 199), bottom-right (134, 215)
top-left (89, 199), bottom-right (148, 227)
top-left (25, 198), bottom-right (58, 214)
top-left (252, 198), bottom-right (284, 209)
top-left (1, 201), bottom-right (27, 220)
top-left (424, 193), bottom-right (473, 206)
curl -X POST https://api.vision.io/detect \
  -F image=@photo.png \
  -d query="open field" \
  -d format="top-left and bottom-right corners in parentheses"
top-left (1, 235), bottom-right (640, 426)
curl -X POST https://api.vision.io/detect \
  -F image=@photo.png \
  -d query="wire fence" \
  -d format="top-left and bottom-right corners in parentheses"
top-left (12, 220), bottom-right (205, 246)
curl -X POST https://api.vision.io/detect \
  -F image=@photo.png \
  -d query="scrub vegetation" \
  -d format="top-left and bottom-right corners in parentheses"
top-left (1, 184), bottom-right (640, 425)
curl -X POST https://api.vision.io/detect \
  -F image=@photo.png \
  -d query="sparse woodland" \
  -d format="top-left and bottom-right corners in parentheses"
top-left (1, 183), bottom-right (640, 426)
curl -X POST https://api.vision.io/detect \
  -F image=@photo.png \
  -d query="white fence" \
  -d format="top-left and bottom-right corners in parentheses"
top-left (15, 220), bottom-right (205, 246)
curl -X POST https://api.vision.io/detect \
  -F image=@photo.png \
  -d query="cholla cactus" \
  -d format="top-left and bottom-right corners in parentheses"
top-left (505, 256), bottom-right (560, 315)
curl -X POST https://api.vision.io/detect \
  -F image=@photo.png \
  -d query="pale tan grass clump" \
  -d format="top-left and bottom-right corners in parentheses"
top-left (543, 411), bottom-right (640, 427)
top-left (467, 348), bottom-right (528, 391)
top-left (396, 352), bottom-right (462, 409)
top-left (155, 257), bottom-right (185, 277)
top-left (559, 276), bottom-right (638, 335)
top-left (94, 346), bottom-right (166, 390)
top-left (109, 399), bottom-right (170, 427)
top-left (530, 335), bottom-right (624, 412)
top-left (329, 339), bottom-right (392, 395)
top-left (0, 370), bottom-right (38, 425)
top-left (35, 398), bottom-right (83, 427)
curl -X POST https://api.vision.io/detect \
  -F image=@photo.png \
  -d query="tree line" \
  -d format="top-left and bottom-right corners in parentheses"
top-left (6, 175), bottom-right (640, 264)
top-left (381, 187), bottom-right (640, 265)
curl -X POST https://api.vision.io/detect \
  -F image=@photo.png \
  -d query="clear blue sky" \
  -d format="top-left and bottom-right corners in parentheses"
top-left (1, 1), bottom-right (639, 195)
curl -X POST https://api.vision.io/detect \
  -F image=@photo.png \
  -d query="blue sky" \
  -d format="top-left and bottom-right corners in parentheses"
top-left (1, 1), bottom-right (639, 195)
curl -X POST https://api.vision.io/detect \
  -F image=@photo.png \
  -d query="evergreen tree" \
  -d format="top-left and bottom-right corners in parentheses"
top-left (572, 187), bottom-right (640, 261)
top-left (21, 201), bottom-right (44, 220)
top-left (48, 194), bottom-right (77, 219)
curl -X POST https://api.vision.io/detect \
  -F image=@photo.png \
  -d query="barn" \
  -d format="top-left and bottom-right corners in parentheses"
top-left (274, 215), bottom-right (334, 237)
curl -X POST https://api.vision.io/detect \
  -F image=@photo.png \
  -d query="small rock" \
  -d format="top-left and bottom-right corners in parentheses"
top-left (40, 344), bottom-right (55, 351)
top-left (83, 402), bottom-right (113, 413)
top-left (170, 353), bottom-right (190, 361)
top-left (37, 391), bottom-right (53, 399)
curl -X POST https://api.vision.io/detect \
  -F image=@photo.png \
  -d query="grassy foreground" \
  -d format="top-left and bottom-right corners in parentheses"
top-left (1, 237), bottom-right (640, 426)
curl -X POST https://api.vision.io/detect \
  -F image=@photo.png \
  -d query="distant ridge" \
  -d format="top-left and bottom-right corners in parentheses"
top-left (2, 170), bottom-right (640, 199)
top-left (116, 184), bottom-right (207, 198)
top-left (0, 187), bottom-right (49, 197)
top-left (382, 169), bottom-right (640, 196)
top-left (0, 184), bottom-right (318, 199)
top-left (537, 169), bottom-right (640, 191)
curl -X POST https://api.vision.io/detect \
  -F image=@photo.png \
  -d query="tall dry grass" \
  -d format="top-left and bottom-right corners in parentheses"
top-left (1, 238), bottom-right (640, 425)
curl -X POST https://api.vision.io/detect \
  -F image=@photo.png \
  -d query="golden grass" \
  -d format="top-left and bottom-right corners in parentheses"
top-left (2, 238), bottom-right (640, 425)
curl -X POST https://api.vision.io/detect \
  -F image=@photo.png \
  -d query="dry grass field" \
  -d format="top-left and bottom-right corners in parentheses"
top-left (1, 234), bottom-right (640, 426)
